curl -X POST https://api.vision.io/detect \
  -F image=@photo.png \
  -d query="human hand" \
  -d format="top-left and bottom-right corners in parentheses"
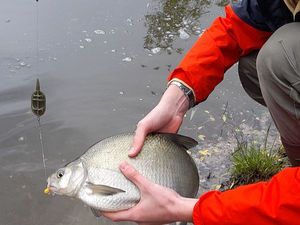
top-left (129, 84), bottom-right (190, 157)
top-left (102, 161), bottom-right (197, 225)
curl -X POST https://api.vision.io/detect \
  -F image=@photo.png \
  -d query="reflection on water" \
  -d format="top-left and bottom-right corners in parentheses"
top-left (144, 0), bottom-right (211, 53)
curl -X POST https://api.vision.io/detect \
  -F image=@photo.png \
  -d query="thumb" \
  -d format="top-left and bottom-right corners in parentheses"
top-left (119, 161), bottom-right (149, 189)
top-left (129, 125), bottom-right (148, 157)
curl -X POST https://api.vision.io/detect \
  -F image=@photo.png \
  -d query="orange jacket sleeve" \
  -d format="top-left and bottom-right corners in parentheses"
top-left (168, 5), bottom-right (271, 104)
top-left (192, 167), bottom-right (300, 225)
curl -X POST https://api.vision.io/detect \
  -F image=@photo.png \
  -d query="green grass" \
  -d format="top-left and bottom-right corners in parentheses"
top-left (229, 142), bottom-right (285, 188)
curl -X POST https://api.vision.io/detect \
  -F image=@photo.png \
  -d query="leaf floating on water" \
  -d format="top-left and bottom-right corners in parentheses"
top-left (94, 29), bottom-right (105, 35)
top-left (198, 134), bottom-right (205, 141)
top-left (178, 28), bottom-right (190, 40)
top-left (190, 108), bottom-right (197, 121)
top-left (209, 116), bottom-right (215, 121)
top-left (222, 114), bottom-right (227, 122)
top-left (18, 137), bottom-right (25, 142)
top-left (204, 110), bottom-right (210, 114)
top-left (122, 57), bottom-right (132, 62)
top-left (151, 47), bottom-right (161, 54)
top-left (18, 136), bottom-right (25, 142)
top-left (85, 38), bottom-right (92, 43)
top-left (126, 18), bottom-right (133, 26)
top-left (19, 62), bottom-right (26, 67)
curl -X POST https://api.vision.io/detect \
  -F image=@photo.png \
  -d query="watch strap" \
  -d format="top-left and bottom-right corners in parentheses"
top-left (168, 80), bottom-right (195, 109)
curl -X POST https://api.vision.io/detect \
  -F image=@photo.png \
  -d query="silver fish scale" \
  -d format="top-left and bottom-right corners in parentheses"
top-left (77, 133), bottom-right (198, 211)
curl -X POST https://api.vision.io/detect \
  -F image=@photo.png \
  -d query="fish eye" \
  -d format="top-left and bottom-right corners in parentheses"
top-left (56, 169), bottom-right (65, 178)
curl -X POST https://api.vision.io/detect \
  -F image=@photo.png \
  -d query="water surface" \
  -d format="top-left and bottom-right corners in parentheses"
top-left (0, 1), bottom-right (271, 224)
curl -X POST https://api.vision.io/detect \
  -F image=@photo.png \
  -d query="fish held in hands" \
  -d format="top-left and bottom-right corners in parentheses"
top-left (45, 133), bottom-right (199, 214)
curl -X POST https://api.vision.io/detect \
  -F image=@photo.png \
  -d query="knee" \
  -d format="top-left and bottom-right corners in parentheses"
top-left (257, 23), bottom-right (300, 84)
top-left (256, 36), bottom-right (284, 84)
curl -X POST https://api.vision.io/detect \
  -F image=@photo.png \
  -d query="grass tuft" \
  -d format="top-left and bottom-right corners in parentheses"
top-left (229, 142), bottom-right (284, 188)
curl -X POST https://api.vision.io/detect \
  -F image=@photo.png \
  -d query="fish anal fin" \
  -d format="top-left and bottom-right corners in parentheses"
top-left (86, 182), bottom-right (125, 195)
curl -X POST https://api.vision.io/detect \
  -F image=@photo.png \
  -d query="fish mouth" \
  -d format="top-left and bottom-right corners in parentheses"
top-left (44, 185), bottom-right (60, 195)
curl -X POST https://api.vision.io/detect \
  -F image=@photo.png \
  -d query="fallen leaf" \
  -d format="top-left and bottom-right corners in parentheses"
top-left (199, 149), bottom-right (210, 156)
top-left (198, 134), bottom-right (206, 141)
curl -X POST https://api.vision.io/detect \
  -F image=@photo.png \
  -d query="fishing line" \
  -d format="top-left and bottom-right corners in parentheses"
top-left (36, 0), bottom-right (39, 78)
top-left (37, 117), bottom-right (47, 180)
top-left (31, 0), bottom-right (47, 181)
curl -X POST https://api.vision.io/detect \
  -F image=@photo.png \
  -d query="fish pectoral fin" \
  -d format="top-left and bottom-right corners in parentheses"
top-left (90, 207), bottom-right (102, 218)
top-left (86, 182), bottom-right (125, 195)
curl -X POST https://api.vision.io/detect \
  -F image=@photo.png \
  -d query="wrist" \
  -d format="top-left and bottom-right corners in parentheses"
top-left (168, 79), bottom-right (195, 109)
top-left (171, 195), bottom-right (198, 222)
top-left (160, 84), bottom-right (189, 116)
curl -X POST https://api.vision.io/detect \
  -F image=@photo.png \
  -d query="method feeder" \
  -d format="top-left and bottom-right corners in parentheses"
top-left (31, 79), bottom-right (46, 117)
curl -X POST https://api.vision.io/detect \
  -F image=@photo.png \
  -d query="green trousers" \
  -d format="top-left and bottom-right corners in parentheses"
top-left (238, 23), bottom-right (300, 166)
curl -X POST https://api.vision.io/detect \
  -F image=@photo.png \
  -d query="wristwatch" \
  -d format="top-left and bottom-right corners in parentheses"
top-left (168, 80), bottom-right (195, 109)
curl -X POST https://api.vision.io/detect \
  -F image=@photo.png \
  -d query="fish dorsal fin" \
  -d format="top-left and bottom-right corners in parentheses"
top-left (158, 133), bottom-right (198, 150)
top-left (86, 182), bottom-right (125, 196)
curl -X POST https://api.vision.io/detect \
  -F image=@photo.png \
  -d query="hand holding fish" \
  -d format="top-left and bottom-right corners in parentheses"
top-left (129, 85), bottom-right (189, 157)
top-left (45, 132), bottom-right (199, 216)
top-left (102, 161), bottom-right (197, 225)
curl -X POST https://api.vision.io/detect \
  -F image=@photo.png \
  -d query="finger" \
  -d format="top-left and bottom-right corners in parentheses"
top-left (119, 161), bottom-right (150, 189)
top-left (129, 122), bottom-right (149, 157)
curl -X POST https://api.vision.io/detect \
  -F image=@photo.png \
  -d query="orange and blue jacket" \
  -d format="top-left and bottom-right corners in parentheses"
top-left (167, 0), bottom-right (300, 224)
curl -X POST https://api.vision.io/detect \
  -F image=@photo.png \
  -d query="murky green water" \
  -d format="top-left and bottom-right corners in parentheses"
top-left (0, 1), bottom-right (272, 224)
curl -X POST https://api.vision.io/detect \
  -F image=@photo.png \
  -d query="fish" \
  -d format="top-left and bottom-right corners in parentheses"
top-left (45, 133), bottom-right (199, 215)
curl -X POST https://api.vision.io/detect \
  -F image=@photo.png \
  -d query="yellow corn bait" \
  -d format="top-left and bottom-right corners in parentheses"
top-left (44, 187), bottom-right (50, 194)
